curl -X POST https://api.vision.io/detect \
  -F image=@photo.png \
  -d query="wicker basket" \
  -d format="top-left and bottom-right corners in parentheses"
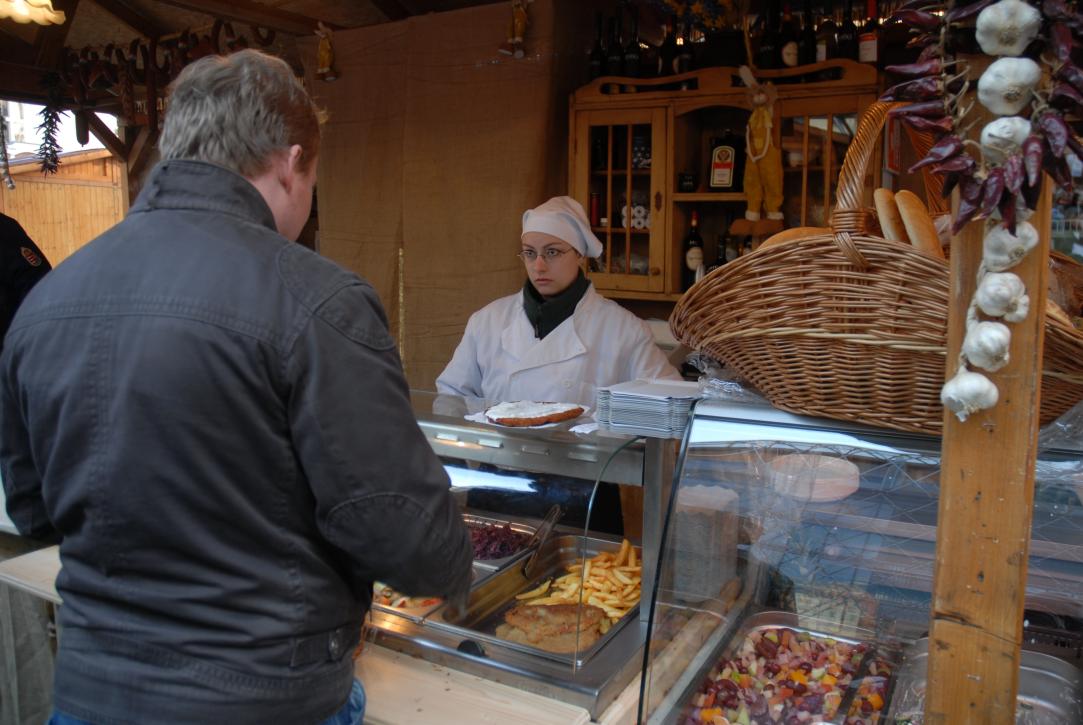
top-left (670, 102), bottom-right (1083, 435)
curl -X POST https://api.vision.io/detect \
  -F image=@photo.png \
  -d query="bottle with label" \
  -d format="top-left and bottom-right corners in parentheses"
top-left (683, 211), bottom-right (705, 291)
top-left (754, 1), bottom-right (781, 70)
top-left (858, 0), bottom-right (880, 65)
top-left (836, 0), bottom-right (859, 60)
top-left (798, 0), bottom-right (818, 67)
top-left (677, 22), bottom-right (695, 88)
top-left (708, 130), bottom-right (746, 191)
top-left (606, 14), bottom-right (624, 78)
top-left (779, 2), bottom-right (800, 68)
top-left (817, 0), bottom-right (838, 62)
top-left (724, 235), bottom-right (740, 263)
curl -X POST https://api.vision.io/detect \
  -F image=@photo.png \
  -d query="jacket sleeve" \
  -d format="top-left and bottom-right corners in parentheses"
top-left (434, 311), bottom-right (484, 398)
top-left (623, 318), bottom-right (683, 383)
top-left (286, 281), bottom-right (472, 600)
top-left (0, 346), bottom-right (58, 542)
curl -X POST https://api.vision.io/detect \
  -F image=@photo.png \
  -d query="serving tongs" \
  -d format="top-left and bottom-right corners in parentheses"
top-left (520, 504), bottom-right (563, 580)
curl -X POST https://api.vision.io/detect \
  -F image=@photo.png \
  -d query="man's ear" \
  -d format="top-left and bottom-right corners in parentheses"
top-left (280, 144), bottom-right (306, 192)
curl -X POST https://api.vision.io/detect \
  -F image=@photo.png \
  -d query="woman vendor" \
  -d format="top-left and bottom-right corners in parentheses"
top-left (436, 196), bottom-right (680, 407)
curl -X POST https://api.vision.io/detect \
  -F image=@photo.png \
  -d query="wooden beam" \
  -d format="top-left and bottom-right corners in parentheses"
top-left (926, 183), bottom-right (1052, 723)
top-left (152, 0), bottom-right (334, 36)
top-left (89, 0), bottom-right (164, 38)
top-left (33, 0), bottom-right (79, 69)
top-left (126, 124), bottom-right (158, 180)
top-left (369, 0), bottom-right (412, 21)
top-left (85, 112), bottom-right (127, 160)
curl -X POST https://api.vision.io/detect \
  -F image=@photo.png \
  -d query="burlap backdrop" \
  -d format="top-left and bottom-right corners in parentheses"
top-left (300, 0), bottom-right (601, 389)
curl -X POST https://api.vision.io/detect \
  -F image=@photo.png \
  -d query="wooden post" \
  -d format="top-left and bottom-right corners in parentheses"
top-left (926, 183), bottom-right (1051, 722)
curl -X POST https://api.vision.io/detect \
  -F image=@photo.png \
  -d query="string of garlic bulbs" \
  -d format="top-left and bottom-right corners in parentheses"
top-left (941, 0), bottom-right (1045, 422)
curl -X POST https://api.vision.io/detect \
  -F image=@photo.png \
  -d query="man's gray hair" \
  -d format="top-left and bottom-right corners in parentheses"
top-left (159, 49), bottom-right (322, 177)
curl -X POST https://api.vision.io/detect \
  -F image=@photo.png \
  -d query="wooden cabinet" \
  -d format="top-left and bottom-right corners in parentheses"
top-left (569, 61), bottom-right (880, 302)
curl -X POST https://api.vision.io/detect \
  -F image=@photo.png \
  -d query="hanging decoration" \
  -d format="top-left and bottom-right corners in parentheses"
top-left (498, 0), bottom-right (533, 59)
top-left (314, 22), bottom-right (338, 81)
top-left (37, 72), bottom-right (65, 175)
top-left (0, 0), bottom-right (65, 25)
top-left (650, 0), bottom-right (744, 32)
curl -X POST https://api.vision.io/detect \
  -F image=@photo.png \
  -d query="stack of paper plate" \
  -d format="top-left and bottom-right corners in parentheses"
top-left (595, 379), bottom-right (701, 437)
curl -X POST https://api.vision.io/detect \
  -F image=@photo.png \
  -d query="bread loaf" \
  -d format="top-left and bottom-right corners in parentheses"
top-left (873, 188), bottom-right (909, 244)
top-left (759, 226), bottom-right (831, 250)
top-left (895, 190), bottom-right (946, 259)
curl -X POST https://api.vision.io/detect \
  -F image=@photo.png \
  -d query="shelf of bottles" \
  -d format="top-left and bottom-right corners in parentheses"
top-left (588, 122), bottom-right (655, 277)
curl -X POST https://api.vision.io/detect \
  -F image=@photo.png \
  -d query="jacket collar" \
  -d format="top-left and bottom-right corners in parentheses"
top-left (130, 160), bottom-right (278, 233)
top-left (500, 285), bottom-right (595, 373)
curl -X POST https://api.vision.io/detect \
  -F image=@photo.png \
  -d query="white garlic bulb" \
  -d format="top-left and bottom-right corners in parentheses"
top-left (941, 368), bottom-right (1000, 422)
top-left (975, 272), bottom-right (1030, 322)
top-left (976, 0), bottom-right (1042, 56)
top-left (980, 117), bottom-right (1031, 162)
top-left (983, 221), bottom-right (1039, 271)
top-left (977, 57), bottom-right (1041, 115)
top-left (963, 320), bottom-right (1012, 371)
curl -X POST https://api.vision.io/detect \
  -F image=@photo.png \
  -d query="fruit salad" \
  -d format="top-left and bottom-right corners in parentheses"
top-left (686, 626), bottom-right (868, 725)
top-left (843, 655), bottom-right (894, 725)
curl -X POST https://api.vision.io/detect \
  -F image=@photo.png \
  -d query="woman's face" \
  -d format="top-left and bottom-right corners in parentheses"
top-left (520, 231), bottom-right (583, 298)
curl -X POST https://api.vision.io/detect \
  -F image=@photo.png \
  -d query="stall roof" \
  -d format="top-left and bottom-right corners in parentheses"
top-left (0, 0), bottom-right (506, 105)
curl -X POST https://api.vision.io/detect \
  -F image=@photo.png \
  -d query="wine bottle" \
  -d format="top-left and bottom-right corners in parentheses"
top-left (836, 0), bottom-right (859, 60)
top-left (588, 11), bottom-right (605, 80)
top-left (799, 0), bottom-right (818, 67)
top-left (754, 1), bottom-right (781, 70)
top-left (658, 16), bottom-right (678, 77)
top-left (623, 7), bottom-right (641, 80)
top-left (683, 211), bottom-right (705, 291)
top-left (606, 15), bottom-right (624, 78)
top-left (817, 0), bottom-right (838, 62)
top-left (708, 130), bottom-right (746, 191)
top-left (677, 22), bottom-right (695, 88)
top-left (779, 2), bottom-right (800, 68)
top-left (858, 0), bottom-right (880, 65)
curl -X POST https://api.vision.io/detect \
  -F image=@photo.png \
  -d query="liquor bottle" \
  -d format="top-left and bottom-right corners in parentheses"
top-left (708, 130), bottom-right (746, 191)
top-left (658, 16), bottom-right (678, 76)
top-left (799, 0), bottom-right (818, 67)
top-left (817, 0), bottom-right (838, 63)
top-left (754, 1), bottom-right (781, 70)
top-left (880, 1), bottom-right (917, 67)
top-left (606, 15), bottom-right (624, 78)
top-left (683, 211), bottom-right (705, 291)
top-left (836, 0), bottom-right (859, 60)
top-left (588, 11), bottom-right (605, 80)
top-left (779, 3), bottom-right (800, 68)
top-left (724, 234), bottom-right (740, 263)
top-left (858, 0), bottom-right (880, 65)
top-left (623, 7), bottom-right (641, 80)
top-left (677, 23), bottom-right (695, 88)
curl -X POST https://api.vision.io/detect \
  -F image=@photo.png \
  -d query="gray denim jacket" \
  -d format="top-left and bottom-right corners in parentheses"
top-left (1, 160), bottom-right (472, 724)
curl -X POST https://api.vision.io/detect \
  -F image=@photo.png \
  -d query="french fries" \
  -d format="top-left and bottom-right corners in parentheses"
top-left (517, 539), bottom-right (642, 623)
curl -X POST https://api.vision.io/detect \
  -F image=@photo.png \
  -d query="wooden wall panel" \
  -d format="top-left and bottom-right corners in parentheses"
top-left (1, 151), bottom-right (126, 266)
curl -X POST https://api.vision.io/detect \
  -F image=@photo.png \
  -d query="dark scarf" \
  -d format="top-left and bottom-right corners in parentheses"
top-left (522, 271), bottom-right (591, 340)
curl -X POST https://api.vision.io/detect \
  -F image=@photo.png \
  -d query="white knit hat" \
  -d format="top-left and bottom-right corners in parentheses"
top-left (521, 196), bottom-right (603, 258)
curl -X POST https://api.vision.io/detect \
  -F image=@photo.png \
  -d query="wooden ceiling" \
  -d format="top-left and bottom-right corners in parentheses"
top-left (0, 0), bottom-right (507, 104)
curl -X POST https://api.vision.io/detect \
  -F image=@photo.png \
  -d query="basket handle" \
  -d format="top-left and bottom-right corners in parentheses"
top-left (829, 101), bottom-right (902, 268)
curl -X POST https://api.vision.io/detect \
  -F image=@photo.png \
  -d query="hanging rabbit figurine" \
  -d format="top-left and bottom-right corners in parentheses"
top-left (738, 66), bottom-right (784, 222)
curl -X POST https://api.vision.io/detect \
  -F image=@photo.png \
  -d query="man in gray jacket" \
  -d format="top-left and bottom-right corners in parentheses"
top-left (1, 50), bottom-right (472, 724)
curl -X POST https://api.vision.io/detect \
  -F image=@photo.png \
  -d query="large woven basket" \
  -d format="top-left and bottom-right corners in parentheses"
top-left (670, 102), bottom-right (1083, 435)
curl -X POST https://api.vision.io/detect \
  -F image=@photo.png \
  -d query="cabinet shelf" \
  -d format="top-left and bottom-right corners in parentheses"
top-left (672, 192), bottom-right (746, 202)
top-left (594, 226), bottom-right (651, 235)
top-left (592, 169), bottom-right (652, 176)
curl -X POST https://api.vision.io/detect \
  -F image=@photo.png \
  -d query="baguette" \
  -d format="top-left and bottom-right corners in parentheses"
top-left (873, 188), bottom-right (909, 244)
top-left (759, 226), bottom-right (830, 250)
top-left (895, 190), bottom-right (945, 259)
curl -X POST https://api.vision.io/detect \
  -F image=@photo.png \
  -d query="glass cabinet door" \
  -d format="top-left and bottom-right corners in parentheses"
top-left (573, 108), bottom-right (667, 294)
top-left (780, 113), bottom-right (859, 228)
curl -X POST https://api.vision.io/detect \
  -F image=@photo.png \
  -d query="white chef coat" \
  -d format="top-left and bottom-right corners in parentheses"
top-left (436, 285), bottom-right (682, 407)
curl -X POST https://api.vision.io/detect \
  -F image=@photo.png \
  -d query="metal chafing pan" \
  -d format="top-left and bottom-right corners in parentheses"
top-left (887, 638), bottom-right (1083, 724)
top-left (370, 564), bottom-right (489, 623)
top-left (426, 533), bottom-right (640, 666)
top-left (463, 512), bottom-right (536, 571)
top-left (670, 610), bottom-right (897, 725)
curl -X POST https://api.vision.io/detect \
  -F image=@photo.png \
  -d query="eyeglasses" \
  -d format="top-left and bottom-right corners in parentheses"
top-left (517, 247), bottom-right (575, 263)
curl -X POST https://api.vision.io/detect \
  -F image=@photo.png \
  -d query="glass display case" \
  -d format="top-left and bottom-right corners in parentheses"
top-left (639, 398), bottom-right (1083, 724)
top-left (360, 391), bottom-right (676, 718)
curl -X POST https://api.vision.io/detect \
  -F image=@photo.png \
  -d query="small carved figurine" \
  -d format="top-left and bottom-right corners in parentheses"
top-left (315, 21), bottom-right (338, 82)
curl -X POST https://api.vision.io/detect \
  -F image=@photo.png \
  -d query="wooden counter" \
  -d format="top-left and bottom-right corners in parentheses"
top-left (0, 545), bottom-right (637, 724)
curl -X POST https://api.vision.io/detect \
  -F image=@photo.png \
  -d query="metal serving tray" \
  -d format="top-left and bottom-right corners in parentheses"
top-left (370, 564), bottom-right (489, 623)
top-left (660, 610), bottom-right (897, 725)
top-left (887, 638), bottom-right (1083, 724)
top-left (464, 512), bottom-right (536, 571)
top-left (427, 534), bottom-right (639, 667)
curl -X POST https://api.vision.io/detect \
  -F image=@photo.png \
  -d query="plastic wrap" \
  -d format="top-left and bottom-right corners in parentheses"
top-left (685, 351), bottom-right (769, 406)
top-left (1035, 399), bottom-right (1083, 511)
